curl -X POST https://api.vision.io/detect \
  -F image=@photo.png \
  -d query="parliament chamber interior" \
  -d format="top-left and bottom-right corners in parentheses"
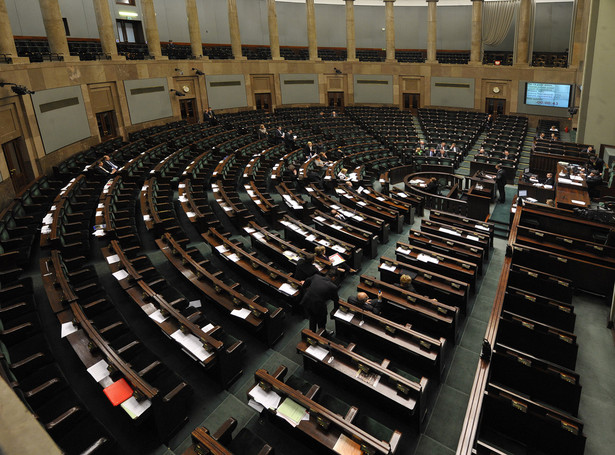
top-left (1, 1), bottom-right (615, 454)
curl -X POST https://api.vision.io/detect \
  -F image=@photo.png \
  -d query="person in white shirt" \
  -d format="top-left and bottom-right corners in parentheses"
top-left (337, 168), bottom-right (350, 181)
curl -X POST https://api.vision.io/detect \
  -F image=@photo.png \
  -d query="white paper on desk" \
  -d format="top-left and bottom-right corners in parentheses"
top-left (279, 283), bottom-right (298, 296)
top-left (571, 200), bottom-right (586, 205)
top-left (525, 197), bottom-right (538, 203)
top-left (306, 234), bottom-right (317, 242)
top-left (96, 211), bottom-right (103, 217)
top-left (244, 227), bottom-right (256, 234)
top-left (329, 253), bottom-right (345, 266)
top-left (570, 175), bottom-right (583, 181)
top-left (215, 245), bottom-right (229, 254)
top-left (332, 224), bottom-right (343, 230)
top-left (569, 181), bottom-right (582, 186)
top-left (254, 199), bottom-right (263, 206)
top-left (178, 183), bottom-right (186, 189)
top-left (178, 195), bottom-right (188, 203)
top-left (99, 376), bottom-right (113, 388)
top-left (42, 213), bottom-right (54, 225)
top-left (87, 359), bottom-right (110, 382)
top-left (306, 344), bottom-right (330, 361)
top-left (106, 254), bottom-right (120, 265)
top-left (314, 216), bottom-right (326, 222)
top-left (112, 269), bottom-right (129, 281)
top-left (334, 309), bottom-right (355, 323)
top-left (544, 185), bottom-right (553, 189)
top-left (353, 215), bottom-right (364, 221)
top-left (318, 239), bottom-right (330, 247)
top-left (475, 225), bottom-right (490, 232)
top-left (201, 323), bottom-right (214, 333)
top-left (149, 309), bottom-right (168, 323)
top-left (396, 192), bottom-right (407, 198)
top-left (357, 201), bottom-right (367, 206)
top-left (305, 187), bottom-right (313, 192)
top-left (248, 398), bottom-right (265, 413)
top-left (439, 227), bottom-right (461, 236)
top-left (558, 177), bottom-right (572, 184)
top-left (253, 232), bottom-right (265, 240)
top-left (143, 215), bottom-right (151, 222)
top-left (418, 253), bottom-right (439, 264)
top-left (41, 225), bottom-right (51, 235)
top-left (332, 245), bottom-right (345, 254)
top-left (171, 329), bottom-right (213, 362)
top-left (121, 397), bottom-right (151, 419)
top-left (467, 235), bottom-right (480, 241)
top-left (226, 253), bottom-right (240, 262)
top-left (186, 212), bottom-right (196, 218)
top-left (248, 384), bottom-right (282, 410)
top-left (314, 263), bottom-right (323, 271)
top-left (376, 197), bottom-right (385, 201)
top-left (93, 229), bottom-right (106, 237)
top-left (379, 263), bottom-right (397, 272)
top-left (189, 300), bottom-right (202, 309)
top-left (141, 302), bottom-right (156, 316)
top-left (330, 205), bottom-right (341, 210)
top-left (231, 308), bottom-right (252, 319)
top-left (283, 250), bottom-right (299, 261)
top-left (396, 247), bottom-right (411, 255)
top-left (61, 322), bottom-right (78, 338)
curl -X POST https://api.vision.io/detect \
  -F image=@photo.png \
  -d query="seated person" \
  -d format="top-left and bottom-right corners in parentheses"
top-left (586, 171), bottom-right (603, 198)
top-left (331, 209), bottom-right (346, 221)
top-left (348, 291), bottom-right (382, 315)
top-left (399, 274), bottom-right (416, 293)
top-left (437, 141), bottom-right (448, 152)
top-left (437, 149), bottom-right (447, 159)
top-left (582, 145), bottom-right (594, 155)
top-left (418, 140), bottom-right (427, 151)
top-left (314, 245), bottom-right (355, 275)
top-left (586, 155), bottom-right (605, 175)
top-left (428, 147), bottom-right (438, 157)
top-left (414, 147), bottom-right (424, 156)
top-left (295, 252), bottom-right (320, 281)
top-left (549, 125), bottom-right (559, 132)
top-left (313, 154), bottom-right (325, 170)
top-left (425, 177), bottom-right (439, 195)
top-left (257, 124), bottom-right (268, 140)
top-left (550, 133), bottom-right (559, 141)
top-left (543, 172), bottom-right (554, 186)
top-left (100, 155), bottom-right (118, 174)
top-left (449, 142), bottom-right (460, 155)
top-left (337, 168), bottom-right (350, 181)
top-left (283, 164), bottom-right (298, 183)
top-left (477, 147), bottom-right (487, 157)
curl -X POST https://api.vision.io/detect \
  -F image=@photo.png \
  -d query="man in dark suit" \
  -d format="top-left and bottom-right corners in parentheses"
top-left (495, 164), bottom-right (507, 203)
top-left (204, 107), bottom-right (217, 125)
top-left (543, 172), bottom-right (554, 186)
top-left (300, 269), bottom-right (339, 332)
top-left (428, 147), bottom-right (438, 157)
top-left (295, 253), bottom-right (319, 281)
top-left (304, 141), bottom-right (317, 158)
top-left (348, 291), bottom-right (382, 315)
top-left (273, 126), bottom-right (284, 144)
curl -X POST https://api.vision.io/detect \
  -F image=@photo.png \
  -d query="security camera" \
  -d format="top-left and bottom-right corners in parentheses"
top-left (0, 82), bottom-right (35, 95)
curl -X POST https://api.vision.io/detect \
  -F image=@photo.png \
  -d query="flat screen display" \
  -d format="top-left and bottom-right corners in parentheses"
top-left (525, 82), bottom-right (573, 108)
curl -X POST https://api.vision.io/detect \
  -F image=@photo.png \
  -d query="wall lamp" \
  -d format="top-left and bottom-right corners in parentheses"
top-left (192, 68), bottom-right (205, 76)
top-left (170, 89), bottom-right (186, 97)
top-left (0, 81), bottom-right (35, 95)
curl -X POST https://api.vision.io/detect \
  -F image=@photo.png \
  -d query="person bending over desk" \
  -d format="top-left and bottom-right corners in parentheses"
top-left (300, 269), bottom-right (340, 332)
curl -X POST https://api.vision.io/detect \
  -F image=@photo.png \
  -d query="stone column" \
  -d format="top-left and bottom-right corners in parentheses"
top-left (426, 0), bottom-right (438, 63)
top-left (470, 0), bottom-right (483, 64)
top-left (186, 0), bottom-right (206, 59)
top-left (570, 0), bottom-right (587, 68)
top-left (306, 0), bottom-right (320, 61)
top-left (345, 0), bottom-right (357, 61)
top-left (92, 0), bottom-right (123, 60)
top-left (384, 0), bottom-right (396, 62)
top-left (227, 0), bottom-right (246, 60)
top-left (38, 0), bottom-right (78, 61)
top-left (0, 0), bottom-right (28, 63)
top-left (141, 0), bottom-right (166, 59)
top-left (515, 0), bottom-right (531, 65)
top-left (267, 0), bottom-right (282, 60)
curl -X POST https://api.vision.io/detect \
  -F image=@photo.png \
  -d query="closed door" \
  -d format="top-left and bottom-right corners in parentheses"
top-left (403, 93), bottom-right (420, 113)
top-left (328, 92), bottom-right (344, 110)
top-left (96, 111), bottom-right (117, 141)
top-left (179, 99), bottom-right (197, 124)
top-left (255, 93), bottom-right (272, 111)
top-left (2, 138), bottom-right (33, 193)
top-left (485, 98), bottom-right (506, 117)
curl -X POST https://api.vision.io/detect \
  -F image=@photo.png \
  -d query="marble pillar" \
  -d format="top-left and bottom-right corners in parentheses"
top-left (0, 0), bottom-right (28, 63)
top-left (267, 0), bottom-right (282, 60)
top-left (345, 0), bottom-right (357, 61)
top-left (470, 0), bottom-right (483, 64)
top-left (92, 0), bottom-right (123, 60)
top-left (426, 0), bottom-right (438, 63)
top-left (228, 0), bottom-right (246, 60)
top-left (384, 0), bottom-right (396, 62)
top-left (306, 0), bottom-right (320, 61)
top-left (141, 0), bottom-right (166, 60)
top-left (515, 0), bottom-right (531, 65)
top-left (38, 0), bottom-right (78, 61)
top-left (186, 0), bottom-right (206, 59)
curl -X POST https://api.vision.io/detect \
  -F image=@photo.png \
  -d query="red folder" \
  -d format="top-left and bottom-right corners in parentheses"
top-left (103, 378), bottom-right (133, 406)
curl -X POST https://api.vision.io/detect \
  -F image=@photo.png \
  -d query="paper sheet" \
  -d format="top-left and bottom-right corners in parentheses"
top-left (467, 235), bottom-right (480, 241)
top-left (276, 398), bottom-right (308, 427)
top-left (279, 283), bottom-right (298, 296)
top-left (201, 323), bottom-right (214, 333)
top-left (141, 303), bottom-right (156, 316)
top-left (249, 384), bottom-right (282, 410)
top-left (571, 200), bottom-right (586, 205)
top-left (171, 329), bottom-right (214, 362)
top-left (379, 263), bottom-right (397, 272)
top-left (61, 322), bottom-right (78, 338)
top-left (215, 244), bottom-right (229, 253)
top-left (112, 269), bottom-right (129, 281)
top-left (332, 245), bottom-right (345, 254)
top-left (106, 254), bottom-right (120, 265)
top-left (417, 253), bottom-right (439, 264)
top-left (226, 253), bottom-right (240, 262)
top-left (86, 359), bottom-right (110, 382)
top-left (188, 300), bottom-right (202, 308)
top-left (475, 224), bottom-right (490, 232)
top-left (439, 227), bottom-right (461, 236)
top-left (305, 344), bottom-right (330, 361)
top-left (334, 309), bottom-right (355, 322)
top-left (121, 397), bottom-right (151, 419)
top-left (231, 308), bottom-right (252, 319)
top-left (149, 309), bottom-right (168, 323)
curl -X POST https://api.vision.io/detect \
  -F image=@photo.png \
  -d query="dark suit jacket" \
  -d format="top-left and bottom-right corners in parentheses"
top-left (348, 295), bottom-right (382, 315)
top-left (295, 259), bottom-right (319, 281)
top-left (544, 177), bottom-right (554, 186)
top-left (495, 168), bottom-right (506, 186)
top-left (301, 274), bottom-right (338, 315)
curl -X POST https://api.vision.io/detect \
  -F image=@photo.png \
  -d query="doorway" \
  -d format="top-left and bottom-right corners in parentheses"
top-left (96, 111), bottom-right (117, 141)
top-left (179, 99), bottom-right (197, 124)
top-left (254, 93), bottom-right (272, 111)
top-left (327, 92), bottom-right (344, 110)
top-left (485, 98), bottom-right (506, 117)
top-left (403, 93), bottom-right (420, 113)
top-left (2, 137), bottom-right (34, 193)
